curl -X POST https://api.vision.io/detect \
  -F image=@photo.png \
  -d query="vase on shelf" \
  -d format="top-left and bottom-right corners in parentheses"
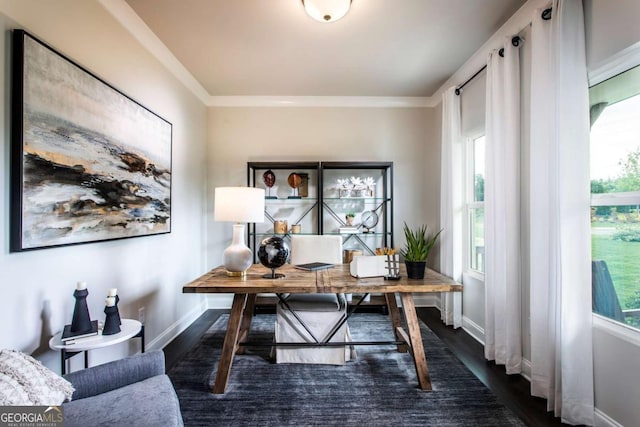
top-left (338, 188), bottom-right (350, 198)
top-left (274, 220), bottom-right (288, 234)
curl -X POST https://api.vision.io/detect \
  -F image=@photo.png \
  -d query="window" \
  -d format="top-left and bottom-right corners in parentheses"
top-left (467, 135), bottom-right (485, 273)
top-left (590, 64), bottom-right (640, 329)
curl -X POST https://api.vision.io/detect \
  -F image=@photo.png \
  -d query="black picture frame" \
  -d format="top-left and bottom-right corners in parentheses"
top-left (10, 30), bottom-right (172, 251)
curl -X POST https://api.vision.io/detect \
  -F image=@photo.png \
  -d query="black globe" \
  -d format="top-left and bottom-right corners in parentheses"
top-left (258, 236), bottom-right (289, 270)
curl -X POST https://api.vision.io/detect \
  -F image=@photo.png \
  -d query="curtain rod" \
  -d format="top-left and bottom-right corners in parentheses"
top-left (455, 7), bottom-right (552, 96)
top-left (454, 36), bottom-right (521, 95)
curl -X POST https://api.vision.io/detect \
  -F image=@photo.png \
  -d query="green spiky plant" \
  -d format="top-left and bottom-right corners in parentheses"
top-left (400, 222), bottom-right (442, 262)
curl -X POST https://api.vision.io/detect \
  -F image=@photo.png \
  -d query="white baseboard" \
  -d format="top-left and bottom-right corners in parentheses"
top-left (146, 299), bottom-right (207, 351)
top-left (413, 294), bottom-right (440, 308)
top-left (205, 294), bottom-right (235, 309)
top-left (594, 408), bottom-right (623, 427)
top-left (462, 315), bottom-right (485, 345)
top-left (521, 358), bottom-right (531, 382)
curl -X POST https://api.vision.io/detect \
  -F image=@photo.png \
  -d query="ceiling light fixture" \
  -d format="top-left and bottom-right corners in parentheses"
top-left (302, 0), bottom-right (352, 23)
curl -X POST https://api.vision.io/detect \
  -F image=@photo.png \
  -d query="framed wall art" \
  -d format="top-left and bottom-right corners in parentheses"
top-left (10, 30), bottom-right (172, 251)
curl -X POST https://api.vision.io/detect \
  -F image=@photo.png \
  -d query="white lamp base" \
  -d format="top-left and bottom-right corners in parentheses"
top-left (222, 223), bottom-right (252, 276)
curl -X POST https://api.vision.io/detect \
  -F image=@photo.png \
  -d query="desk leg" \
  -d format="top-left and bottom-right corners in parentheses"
top-left (385, 293), bottom-right (408, 353)
top-left (400, 293), bottom-right (432, 391)
top-left (236, 294), bottom-right (256, 355)
top-left (212, 293), bottom-right (247, 394)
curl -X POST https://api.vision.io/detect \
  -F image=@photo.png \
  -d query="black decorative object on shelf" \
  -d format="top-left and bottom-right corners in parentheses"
top-left (263, 169), bottom-right (277, 199)
top-left (70, 283), bottom-right (92, 333)
top-left (258, 236), bottom-right (289, 279)
top-left (115, 294), bottom-right (122, 325)
top-left (103, 296), bottom-right (121, 335)
top-left (108, 288), bottom-right (122, 325)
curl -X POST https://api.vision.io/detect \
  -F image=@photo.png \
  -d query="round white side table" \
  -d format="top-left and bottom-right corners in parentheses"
top-left (49, 318), bottom-right (144, 374)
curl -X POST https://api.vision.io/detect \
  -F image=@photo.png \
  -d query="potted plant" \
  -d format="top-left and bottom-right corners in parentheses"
top-left (400, 222), bottom-right (442, 279)
top-left (345, 212), bottom-right (356, 226)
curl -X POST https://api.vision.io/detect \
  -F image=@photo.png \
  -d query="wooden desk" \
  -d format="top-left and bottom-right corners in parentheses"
top-left (183, 264), bottom-right (462, 394)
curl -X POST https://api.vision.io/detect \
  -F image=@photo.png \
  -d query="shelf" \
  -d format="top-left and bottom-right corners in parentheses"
top-left (247, 161), bottom-right (393, 312)
top-left (253, 233), bottom-right (316, 237)
top-left (248, 161), bottom-right (393, 262)
top-left (264, 197), bottom-right (318, 205)
top-left (265, 198), bottom-right (318, 202)
top-left (323, 197), bottom-right (390, 201)
top-left (325, 232), bottom-right (391, 236)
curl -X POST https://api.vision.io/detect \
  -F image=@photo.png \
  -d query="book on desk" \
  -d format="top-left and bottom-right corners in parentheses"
top-left (294, 262), bottom-right (335, 271)
top-left (61, 320), bottom-right (99, 342)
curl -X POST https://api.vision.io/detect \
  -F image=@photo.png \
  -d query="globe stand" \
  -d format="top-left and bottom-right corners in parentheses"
top-left (262, 269), bottom-right (285, 279)
top-left (258, 236), bottom-right (290, 280)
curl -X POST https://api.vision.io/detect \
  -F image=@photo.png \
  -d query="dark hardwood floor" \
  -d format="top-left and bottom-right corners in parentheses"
top-left (163, 309), bottom-right (225, 371)
top-left (416, 307), bottom-right (567, 427)
top-left (164, 306), bottom-right (567, 427)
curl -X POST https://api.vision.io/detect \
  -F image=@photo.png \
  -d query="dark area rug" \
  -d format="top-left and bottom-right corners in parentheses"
top-left (168, 313), bottom-right (524, 426)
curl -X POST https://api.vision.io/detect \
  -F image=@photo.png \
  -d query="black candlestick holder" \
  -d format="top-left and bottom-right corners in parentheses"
top-left (103, 305), bottom-right (121, 335)
top-left (70, 288), bottom-right (92, 333)
top-left (114, 294), bottom-right (122, 325)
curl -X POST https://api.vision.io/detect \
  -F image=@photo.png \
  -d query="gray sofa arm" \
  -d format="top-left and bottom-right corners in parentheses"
top-left (63, 350), bottom-right (165, 400)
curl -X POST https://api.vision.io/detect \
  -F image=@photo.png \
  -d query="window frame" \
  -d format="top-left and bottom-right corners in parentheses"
top-left (464, 134), bottom-right (485, 279)
top-left (589, 43), bottom-right (640, 341)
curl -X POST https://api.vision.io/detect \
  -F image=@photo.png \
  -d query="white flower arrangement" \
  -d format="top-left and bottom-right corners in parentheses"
top-left (363, 177), bottom-right (376, 190)
top-left (349, 176), bottom-right (364, 189)
top-left (336, 178), bottom-right (351, 189)
top-left (336, 176), bottom-right (376, 197)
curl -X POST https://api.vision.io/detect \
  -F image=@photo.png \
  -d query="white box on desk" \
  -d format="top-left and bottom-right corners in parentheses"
top-left (349, 255), bottom-right (387, 278)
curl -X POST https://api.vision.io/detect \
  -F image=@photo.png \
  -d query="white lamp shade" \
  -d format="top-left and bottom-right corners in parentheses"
top-left (214, 187), bottom-right (265, 223)
top-left (302, 0), bottom-right (351, 23)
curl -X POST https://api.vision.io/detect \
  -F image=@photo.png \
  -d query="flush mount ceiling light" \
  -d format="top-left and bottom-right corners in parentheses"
top-left (302, 0), bottom-right (352, 23)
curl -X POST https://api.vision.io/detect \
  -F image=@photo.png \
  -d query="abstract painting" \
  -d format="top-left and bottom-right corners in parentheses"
top-left (10, 30), bottom-right (172, 251)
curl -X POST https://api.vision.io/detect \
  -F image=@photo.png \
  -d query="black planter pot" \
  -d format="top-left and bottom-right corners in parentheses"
top-left (405, 261), bottom-right (426, 279)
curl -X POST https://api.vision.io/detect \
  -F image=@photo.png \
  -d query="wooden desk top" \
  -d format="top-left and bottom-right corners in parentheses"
top-left (183, 264), bottom-right (462, 294)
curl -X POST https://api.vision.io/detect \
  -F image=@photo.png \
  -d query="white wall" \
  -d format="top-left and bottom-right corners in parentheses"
top-left (206, 106), bottom-right (440, 305)
top-left (0, 0), bottom-right (208, 372)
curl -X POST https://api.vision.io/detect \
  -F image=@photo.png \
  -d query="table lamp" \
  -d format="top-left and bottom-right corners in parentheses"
top-left (214, 187), bottom-right (265, 276)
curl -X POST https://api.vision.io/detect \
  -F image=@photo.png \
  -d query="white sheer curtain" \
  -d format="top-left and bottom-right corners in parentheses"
top-left (440, 87), bottom-right (463, 328)
top-left (529, 0), bottom-right (594, 424)
top-left (484, 38), bottom-right (522, 374)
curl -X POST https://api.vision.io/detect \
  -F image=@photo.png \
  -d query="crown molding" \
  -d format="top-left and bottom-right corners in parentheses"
top-left (207, 96), bottom-right (435, 108)
top-left (588, 40), bottom-right (640, 86)
top-left (98, 0), bottom-right (210, 104)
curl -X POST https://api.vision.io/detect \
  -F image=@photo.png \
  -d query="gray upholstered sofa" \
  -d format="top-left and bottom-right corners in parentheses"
top-left (62, 350), bottom-right (183, 427)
